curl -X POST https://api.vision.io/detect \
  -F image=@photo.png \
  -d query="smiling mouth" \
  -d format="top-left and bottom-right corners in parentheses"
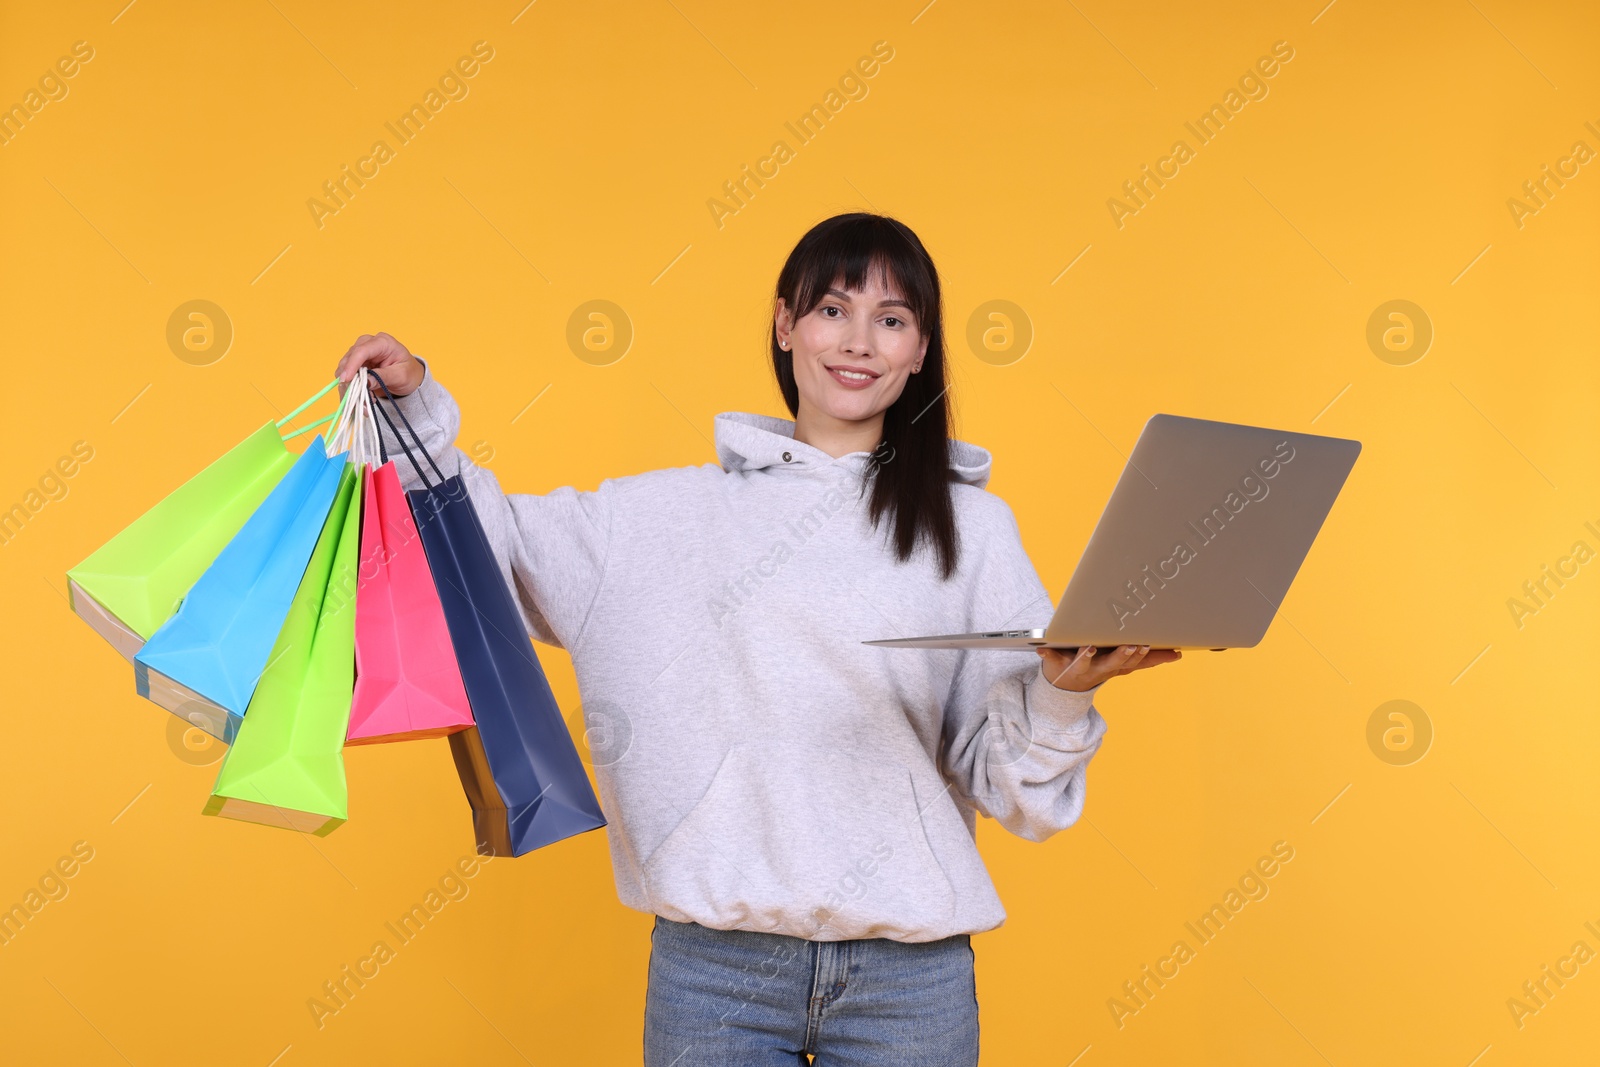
top-left (825, 364), bottom-right (880, 384)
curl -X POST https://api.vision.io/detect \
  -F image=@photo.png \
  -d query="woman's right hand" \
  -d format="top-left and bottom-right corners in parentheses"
top-left (335, 332), bottom-right (424, 398)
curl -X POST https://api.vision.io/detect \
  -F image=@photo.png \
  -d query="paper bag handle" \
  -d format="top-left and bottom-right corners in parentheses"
top-left (277, 379), bottom-right (342, 441)
top-left (369, 370), bottom-right (447, 489)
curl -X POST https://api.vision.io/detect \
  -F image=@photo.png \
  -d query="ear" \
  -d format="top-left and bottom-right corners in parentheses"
top-left (774, 297), bottom-right (793, 348)
top-left (918, 329), bottom-right (931, 362)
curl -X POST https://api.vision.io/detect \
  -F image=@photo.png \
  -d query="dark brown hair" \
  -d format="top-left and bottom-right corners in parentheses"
top-left (770, 213), bottom-right (959, 579)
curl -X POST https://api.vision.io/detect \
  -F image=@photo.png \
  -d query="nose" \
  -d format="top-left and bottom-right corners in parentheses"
top-left (841, 315), bottom-right (872, 357)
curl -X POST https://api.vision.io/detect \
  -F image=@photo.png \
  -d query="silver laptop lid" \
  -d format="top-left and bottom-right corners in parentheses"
top-left (1046, 414), bottom-right (1360, 649)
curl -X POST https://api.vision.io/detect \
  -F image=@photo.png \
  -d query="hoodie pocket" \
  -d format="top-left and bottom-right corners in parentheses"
top-left (895, 770), bottom-right (963, 925)
top-left (637, 746), bottom-right (968, 939)
top-left (636, 745), bottom-right (766, 914)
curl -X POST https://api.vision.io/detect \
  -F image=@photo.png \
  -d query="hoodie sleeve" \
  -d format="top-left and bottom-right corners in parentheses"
top-left (937, 497), bottom-right (1109, 843)
top-left (371, 357), bottom-right (613, 653)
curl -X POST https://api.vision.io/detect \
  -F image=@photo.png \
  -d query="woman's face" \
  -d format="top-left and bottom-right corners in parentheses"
top-left (776, 267), bottom-right (931, 429)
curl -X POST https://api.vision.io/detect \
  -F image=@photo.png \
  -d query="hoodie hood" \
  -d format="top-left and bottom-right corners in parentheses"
top-left (713, 411), bottom-right (993, 490)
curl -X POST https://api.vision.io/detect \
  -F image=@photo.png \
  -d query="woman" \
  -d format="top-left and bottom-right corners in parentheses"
top-left (338, 213), bottom-right (1179, 1066)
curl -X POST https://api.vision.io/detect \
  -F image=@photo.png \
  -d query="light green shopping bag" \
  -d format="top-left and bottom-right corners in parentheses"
top-left (67, 380), bottom-right (343, 660)
top-left (202, 462), bottom-right (361, 836)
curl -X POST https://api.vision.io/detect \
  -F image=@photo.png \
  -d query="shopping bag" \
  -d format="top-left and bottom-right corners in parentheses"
top-left (203, 462), bottom-right (362, 835)
top-left (204, 376), bottom-right (378, 834)
top-left (134, 422), bottom-right (352, 742)
top-left (67, 380), bottom-right (343, 661)
top-left (372, 377), bottom-right (606, 856)
top-left (345, 458), bottom-right (475, 745)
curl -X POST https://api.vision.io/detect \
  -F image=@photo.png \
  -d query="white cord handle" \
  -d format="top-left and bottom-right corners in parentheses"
top-left (326, 369), bottom-right (358, 457)
top-left (355, 373), bottom-right (379, 466)
top-left (327, 368), bottom-right (378, 466)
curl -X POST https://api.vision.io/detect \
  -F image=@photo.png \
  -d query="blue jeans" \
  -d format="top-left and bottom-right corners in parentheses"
top-left (643, 916), bottom-right (979, 1066)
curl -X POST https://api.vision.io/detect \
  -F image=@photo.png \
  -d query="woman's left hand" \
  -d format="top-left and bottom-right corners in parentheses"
top-left (1036, 644), bottom-right (1182, 692)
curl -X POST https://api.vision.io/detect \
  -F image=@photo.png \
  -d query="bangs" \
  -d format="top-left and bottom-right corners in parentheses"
top-left (785, 217), bottom-right (938, 333)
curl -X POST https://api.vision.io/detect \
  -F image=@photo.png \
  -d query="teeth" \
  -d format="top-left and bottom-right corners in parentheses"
top-left (835, 369), bottom-right (871, 381)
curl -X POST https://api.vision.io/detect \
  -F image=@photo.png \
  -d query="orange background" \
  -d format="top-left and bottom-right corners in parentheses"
top-left (1, 1), bottom-right (1596, 1063)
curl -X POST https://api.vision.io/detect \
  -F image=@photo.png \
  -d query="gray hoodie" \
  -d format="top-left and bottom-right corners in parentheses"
top-left (377, 359), bottom-right (1109, 943)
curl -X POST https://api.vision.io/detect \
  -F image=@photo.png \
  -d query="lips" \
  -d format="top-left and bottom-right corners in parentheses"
top-left (825, 364), bottom-right (880, 389)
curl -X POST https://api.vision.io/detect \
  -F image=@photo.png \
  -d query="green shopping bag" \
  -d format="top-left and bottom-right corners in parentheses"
top-left (202, 374), bottom-right (378, 836)
top-left (203, 461), bottom-right (362, 836)
top-left (67, 380), bottom-right (343, 661)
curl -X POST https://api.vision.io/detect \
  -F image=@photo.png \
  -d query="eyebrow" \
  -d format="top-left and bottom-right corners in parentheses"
top-left (822, 287), bottom-right (913, 312)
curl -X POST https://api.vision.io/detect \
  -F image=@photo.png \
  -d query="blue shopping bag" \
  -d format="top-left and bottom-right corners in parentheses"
top-left (134, 434), bottom-right (349, 742)
top-left (372, 378), bottom-right (606, 857)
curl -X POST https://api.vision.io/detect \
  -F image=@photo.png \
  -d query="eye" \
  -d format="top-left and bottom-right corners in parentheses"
top-left (883, 316), bottom-right (903, 328)
top-left (820, 305), bottom-right (841, 318)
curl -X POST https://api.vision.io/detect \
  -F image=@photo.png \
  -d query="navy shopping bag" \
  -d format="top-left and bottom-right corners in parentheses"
top-left (370, 376), bottom-right (606, 857)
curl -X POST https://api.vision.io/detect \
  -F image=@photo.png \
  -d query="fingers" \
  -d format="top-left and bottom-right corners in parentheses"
top-left (1040, 644), bottom-right (1161, 690)
top-left (1130, 648), bottom-right (1182, 671)
top-left (335, 335), bottom-right (372, 382)
top-left (336, 334), bottom-right (394, 383)
top-left (1093, 645), bottom-right (1144, 672)
top-left (1113, 648), bottom-right (1183, 677)
top-left (1094, 644), bottom-right (1144, 682)
top-left (1038, 644), bottom-right (1129, 690)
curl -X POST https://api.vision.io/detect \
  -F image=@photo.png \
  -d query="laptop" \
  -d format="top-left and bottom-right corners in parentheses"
top-left (863, 413), bottom-right (1361, 651)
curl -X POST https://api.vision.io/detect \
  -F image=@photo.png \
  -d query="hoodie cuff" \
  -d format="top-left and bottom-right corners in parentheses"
top-left (390, 356), bottom-right (440, 421)
top-left (379, 357), bottom-right (452, 444)
top-left (372, 357), bottom-right (449, 483)
top-left (1025, 662), bottom-right (1103, 744)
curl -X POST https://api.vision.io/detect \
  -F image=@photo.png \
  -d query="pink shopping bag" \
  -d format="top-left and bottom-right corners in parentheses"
top-left (345, 459), bottom-right (475, 745)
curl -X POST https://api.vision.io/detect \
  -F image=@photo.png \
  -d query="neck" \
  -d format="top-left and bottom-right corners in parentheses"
top-left (792, 403), bottom-right (884, 459)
